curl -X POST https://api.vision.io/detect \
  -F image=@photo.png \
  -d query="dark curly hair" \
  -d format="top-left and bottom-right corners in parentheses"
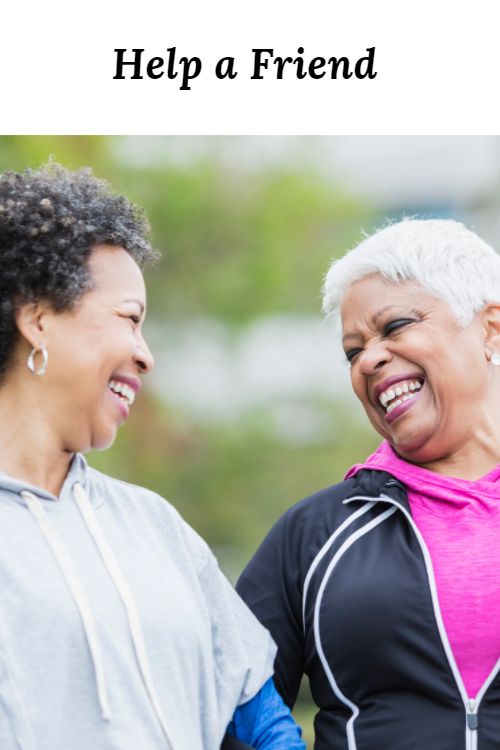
top-left (0, 163), bottom-right (158, 377)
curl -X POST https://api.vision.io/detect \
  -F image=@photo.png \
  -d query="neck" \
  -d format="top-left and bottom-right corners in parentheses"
top-left (420, 451), bottom-right (499, 481)
top-left (400, 385), bottom-right (500, 481)
top-left (419, 425), bottom-right (500, 481)
top-left (0, 376), bottom-right (74, 496)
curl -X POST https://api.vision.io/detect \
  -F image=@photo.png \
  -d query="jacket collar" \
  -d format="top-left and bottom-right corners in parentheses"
top-left (344, 469), bottom-right (411, 514)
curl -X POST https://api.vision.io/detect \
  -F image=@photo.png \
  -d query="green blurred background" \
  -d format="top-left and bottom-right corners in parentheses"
top-left (2, 136), bottom-right (499, 744)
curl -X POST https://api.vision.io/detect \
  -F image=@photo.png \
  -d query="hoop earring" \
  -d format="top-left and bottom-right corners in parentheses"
top-left (491, 353), bottom-right (500, 366)
top-left (27, 346), bottom-right (48, 376)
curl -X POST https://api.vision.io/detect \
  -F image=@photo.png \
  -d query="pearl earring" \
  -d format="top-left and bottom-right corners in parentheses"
top-left (491, 353), bottom-right (500, 366)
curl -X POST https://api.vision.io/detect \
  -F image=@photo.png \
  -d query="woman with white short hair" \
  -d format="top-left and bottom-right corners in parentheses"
top-left (238, 218), bottom-right (500, 750)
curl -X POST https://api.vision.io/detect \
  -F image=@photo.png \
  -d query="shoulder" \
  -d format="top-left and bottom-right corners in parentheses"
top-left (86, 465), bottom-right (212, 572)
top-left (260, 478), bottom-right (362, 558)
top-left (283, 478), bottom-right (360, 526)
top-left (237, 478), bottom-right (359, 596)
top-left (238, 470), bottom-right (395, 594)
top-left (265, 467), bottom-right (403, 553)
top-left (86, 464), bottom-right (178, 515)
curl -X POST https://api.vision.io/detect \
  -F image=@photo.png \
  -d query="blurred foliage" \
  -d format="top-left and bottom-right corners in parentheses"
top-left (89, 391), bottom-right (379, 568)
top-left (0, 136), bottom-right (375, 323)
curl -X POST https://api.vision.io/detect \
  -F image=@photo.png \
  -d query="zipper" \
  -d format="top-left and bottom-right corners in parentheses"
top-left (466, 698), bottom-right (477, 728)
top-left (464, 653), bottom-right (500, 750)
top-left (466, 699), bottom-right (478, 750)
top-left (344, 491), bottom-right (500, 750)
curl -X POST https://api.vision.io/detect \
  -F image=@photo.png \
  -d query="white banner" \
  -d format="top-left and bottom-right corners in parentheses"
top-left (1, 0), bottom-right (498, 134)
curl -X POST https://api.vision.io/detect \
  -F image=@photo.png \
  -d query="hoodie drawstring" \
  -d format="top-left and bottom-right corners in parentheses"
top-left (72, 483), bottom-right (174, 748)
top-left (21, 489), bottom-right (112, 721)
top-left (22, 484), bottom-right (174, 749)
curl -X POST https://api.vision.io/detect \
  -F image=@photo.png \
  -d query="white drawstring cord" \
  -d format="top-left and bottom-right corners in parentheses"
top-left (22, 490), bottom-right (111, 720)
top-left (72, 483), bottom-right (174, 750)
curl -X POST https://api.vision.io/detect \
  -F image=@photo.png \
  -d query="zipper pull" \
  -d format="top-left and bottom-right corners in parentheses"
top-left (467, 699), bottom-right (478, 730)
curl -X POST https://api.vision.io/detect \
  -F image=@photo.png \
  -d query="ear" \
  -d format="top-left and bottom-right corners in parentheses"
top-left (480, 303), bottom-right (500, 361)
top-left (15, 301), bottom-right (52, 350)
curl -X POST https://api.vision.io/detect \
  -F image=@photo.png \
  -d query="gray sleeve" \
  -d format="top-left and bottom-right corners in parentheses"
top-left (198, 553), bottom-right (278, 707)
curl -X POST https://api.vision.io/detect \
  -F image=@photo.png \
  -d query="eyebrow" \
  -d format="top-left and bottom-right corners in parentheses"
top-left (342, 332), bottom-right (363, 345)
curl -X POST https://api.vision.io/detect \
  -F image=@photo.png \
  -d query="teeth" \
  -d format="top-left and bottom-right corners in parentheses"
top-left (386, 393), bottom-right (416, 414)
top-left (378, 379), bottom-right (422, 411)
top-left (107, 380), bottom-right (135, 407)
top-left (387, 398), bottom-right (402, 414)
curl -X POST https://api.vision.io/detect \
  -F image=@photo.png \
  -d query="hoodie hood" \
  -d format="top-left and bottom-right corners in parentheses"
top-left (0, 452), bottom-right (98, 507)
top-left (346, 439), bottom-right (500, 515)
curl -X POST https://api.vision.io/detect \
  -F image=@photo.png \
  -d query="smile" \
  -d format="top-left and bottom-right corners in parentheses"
top-left (378, 379), bottom-right (422, 414)
top-left (107, 380), bottom-right (136, 407)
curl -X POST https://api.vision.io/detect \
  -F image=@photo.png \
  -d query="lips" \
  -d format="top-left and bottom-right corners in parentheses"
top-left (107, 380), bottom-right (136, 406)
top-left (379, 379), bottom-right (423, 413)
top-left (372, 374), bottom-right (425, 421)
top-left (108, 388), bottom-right (130, 420)
top-left (106, 374), bottom-right (141, 420)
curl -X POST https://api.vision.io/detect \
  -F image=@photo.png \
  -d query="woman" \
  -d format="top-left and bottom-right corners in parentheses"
top-left (0, 164), bottom-right (304, 750)
top-left (237, 218), bottom-right (500, 750)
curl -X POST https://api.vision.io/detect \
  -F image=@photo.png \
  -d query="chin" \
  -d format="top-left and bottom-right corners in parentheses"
top-left (90, 426), bottom-right (118, 452)
top-left (379, 411), bottom-right (436, 456)
top-left (93, 437), bottom-right (117, 452)
top-left (389, 432), bottom-right (442, 464)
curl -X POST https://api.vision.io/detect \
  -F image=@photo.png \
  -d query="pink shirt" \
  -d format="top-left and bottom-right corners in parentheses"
top-left (347, 441), bottom-right (500, 698)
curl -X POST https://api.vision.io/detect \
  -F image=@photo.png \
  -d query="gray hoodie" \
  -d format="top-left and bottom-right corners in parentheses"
top-left (0, 454), bottom-right (275, 749)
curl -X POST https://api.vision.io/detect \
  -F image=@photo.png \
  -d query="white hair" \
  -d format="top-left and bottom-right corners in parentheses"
top-left (322, 218), bottom-right (500, 327)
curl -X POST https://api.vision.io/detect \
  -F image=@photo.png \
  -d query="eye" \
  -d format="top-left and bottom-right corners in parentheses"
top-left (129, 315), bottom-right (141, 324)
top-left (345, 347), bottom-right (363, 365)
top-left (382, 318), bottom-right (415, 336)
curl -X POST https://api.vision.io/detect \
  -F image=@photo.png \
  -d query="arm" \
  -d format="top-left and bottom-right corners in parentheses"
top-left (225, 678), bottom-right (306, 749)
top-left (236, 513), bottom-right (305, 709)
top-left (180, 512), bottom-right (303, 742)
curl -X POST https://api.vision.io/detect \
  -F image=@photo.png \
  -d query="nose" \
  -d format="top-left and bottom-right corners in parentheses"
top-left (133, 333), bottom-right (155, 374)
top-left (358, 339), bottom-right (392, 375)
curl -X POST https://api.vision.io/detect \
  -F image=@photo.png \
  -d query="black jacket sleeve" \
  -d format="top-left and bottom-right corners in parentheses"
top-left (220, 735), bottom-right (253, 750)
top-left (236, 509), bottom-right (305, 709)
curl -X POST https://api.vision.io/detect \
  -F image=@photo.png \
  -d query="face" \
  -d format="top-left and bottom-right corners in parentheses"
top-left (340, 275), bottom-right (492, 465)
top-left (33, 244), bottom-right (154, 453)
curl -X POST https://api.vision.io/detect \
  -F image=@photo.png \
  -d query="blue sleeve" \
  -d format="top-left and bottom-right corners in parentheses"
top-left (226, 677), bottom-right (306, 749)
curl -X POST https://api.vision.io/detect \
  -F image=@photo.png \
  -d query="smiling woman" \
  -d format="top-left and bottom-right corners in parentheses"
top-left (13, 243), bottom-right (154, 459)
top-left (237, 218), bottom-right (500, 750)
top-left (340, 275), bottom-right (499, 471)
top-left (0, 164), bottom-right (305, 750)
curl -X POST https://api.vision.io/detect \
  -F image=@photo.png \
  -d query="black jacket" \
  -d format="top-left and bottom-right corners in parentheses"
top-left (237, 469), bottom-right (500, 750)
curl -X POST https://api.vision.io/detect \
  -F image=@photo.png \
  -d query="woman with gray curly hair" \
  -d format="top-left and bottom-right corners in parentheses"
top-left (238, 218), bottom-right (500, 750)
top-left (0, 165), bottom-right (304, 750)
